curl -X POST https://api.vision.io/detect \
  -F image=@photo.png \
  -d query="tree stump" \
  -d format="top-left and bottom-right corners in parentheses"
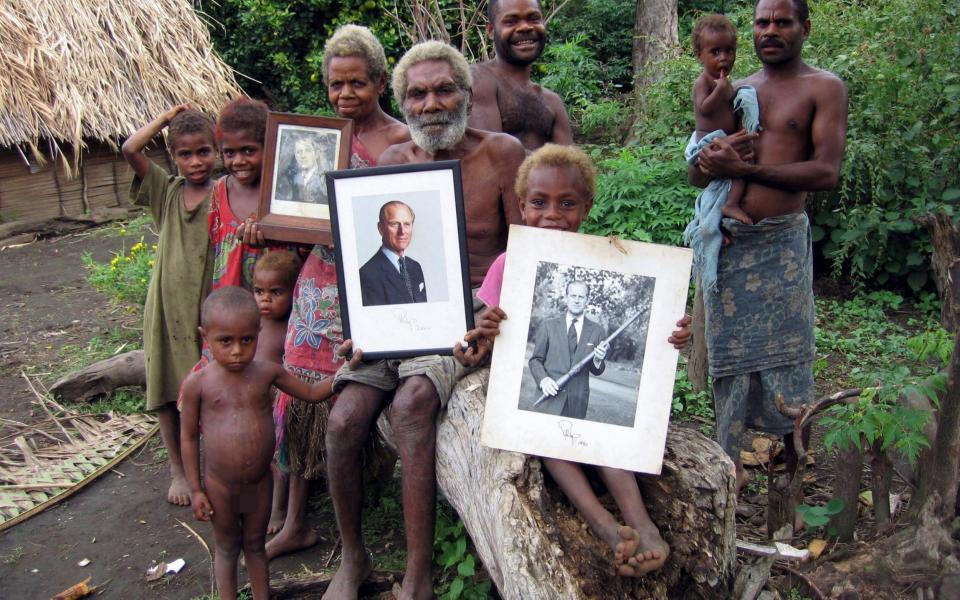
top-left (689, 278), bottom-right (709, 393)
top-left (381, 369), bottom-right (736, 599)
top-left (49, 350), bottom-right (145, 403)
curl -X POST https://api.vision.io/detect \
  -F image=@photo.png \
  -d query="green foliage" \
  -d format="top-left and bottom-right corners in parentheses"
top-left (83, 237), bottom-right (155, 307)
top-left (201, 0), bottom-right (405, 112)
top-left (671, 368), bottom-right (714, 423)
top-left (537, 36), bottom-right (628, 141)
top-left (796, 497), bottom-right (844, 535)
top-left (547, 0), bottom-right (635, 87)
top-left (433, 503), bottom-right (490, 600)
top-left (629, 0), bottom-right (960, 294)
top-left (583, 145), bottom-right (693, 244)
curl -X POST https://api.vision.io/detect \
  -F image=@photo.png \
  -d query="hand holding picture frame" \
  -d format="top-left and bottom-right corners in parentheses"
top-left (326, 161), bottom-right (474, 360)
top-left (257, 112), bottom-right (353, 245)
top-left (481, 226), bottom-right (693, 475)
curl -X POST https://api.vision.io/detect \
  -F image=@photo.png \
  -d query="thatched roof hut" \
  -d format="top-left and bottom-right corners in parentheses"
top-left (0, 0), bottom-right (241, 222)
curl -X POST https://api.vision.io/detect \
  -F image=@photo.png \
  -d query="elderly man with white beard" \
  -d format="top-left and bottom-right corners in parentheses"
top-left (322, 41), bottom-right (525, 600)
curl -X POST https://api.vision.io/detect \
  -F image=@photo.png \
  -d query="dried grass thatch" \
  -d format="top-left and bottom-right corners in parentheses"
top-left (0, 0), bottom-right (241, 168)
top-left (0, 374), bottom-right (158, 531)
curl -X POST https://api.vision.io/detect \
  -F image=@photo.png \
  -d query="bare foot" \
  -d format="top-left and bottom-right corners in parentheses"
top-left (265, 522), bottom-right (318, 560)
top-left (322, 548), bottom-right (373, 600)
top-left (267, 508), bottom-right (286, 534)
top-left (616, 524), bottom-right (669, 577)
top-left (721, 202), bottom-right (754, 225)
top-left (167, 473), bottom-right (191, 506)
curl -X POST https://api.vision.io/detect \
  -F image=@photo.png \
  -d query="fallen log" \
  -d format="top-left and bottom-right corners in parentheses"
top-left (49, 350), bottom-right (145, 403)
top-left (0, 207), bottom-right (139, 246)
top-left (380, 368), bottom-right (736, 599)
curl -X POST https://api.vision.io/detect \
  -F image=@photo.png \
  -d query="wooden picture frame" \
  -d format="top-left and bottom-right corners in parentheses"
top-left (326, 160), bottom-right (474, 360)
top-left (481, 226), bottom-right (693, 474)
top-left (257, 112), bottom-right (353, 245)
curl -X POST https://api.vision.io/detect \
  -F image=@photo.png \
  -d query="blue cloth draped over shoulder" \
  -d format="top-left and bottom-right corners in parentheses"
top-left (683, 86), bottom-right (761, 294)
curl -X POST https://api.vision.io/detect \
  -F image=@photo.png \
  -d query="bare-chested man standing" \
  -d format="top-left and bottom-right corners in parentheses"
top-left (323, 42), bottom-right (525, 600)
top-left (691, 0), bottom-right (848, 499)
top-left (469, 0), bottom-right (573, 150)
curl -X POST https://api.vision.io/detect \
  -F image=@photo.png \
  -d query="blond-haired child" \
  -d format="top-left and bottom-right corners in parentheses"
top-left (456, 144), bottom-right (691, 576)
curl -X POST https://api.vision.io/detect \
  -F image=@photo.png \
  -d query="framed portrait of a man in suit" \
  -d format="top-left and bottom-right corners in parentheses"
top-left (482, 226), bottom-right (693, 474)
top-left (257, 112), bottom-right (353, 245)
top-left (327, 161), bottom-right (472, 360)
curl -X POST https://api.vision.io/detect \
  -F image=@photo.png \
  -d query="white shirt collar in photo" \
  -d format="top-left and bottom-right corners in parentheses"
top-left (565, 312), bottom-right (584, 341)
top-left (381, 246), bottom-right (405, 273)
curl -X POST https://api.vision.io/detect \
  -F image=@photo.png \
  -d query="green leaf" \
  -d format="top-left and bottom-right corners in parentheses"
top-left (449, 577), bottom-right (465, 599)
top-left (907, 270), bottom-right (928, 291)
top-left (825, 497), bottom-right (845, 514)
top-left (944, 188), bottom-right (960, 202)
top-left (457, 554), bottom-right (476, 577)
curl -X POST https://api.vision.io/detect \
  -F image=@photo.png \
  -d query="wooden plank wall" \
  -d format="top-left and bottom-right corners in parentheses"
top-left (0, 142), bottom-right (174, 222)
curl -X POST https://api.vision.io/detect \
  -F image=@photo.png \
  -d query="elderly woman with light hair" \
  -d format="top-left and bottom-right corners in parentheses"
top-left (265, 24), bottom-right (409, 562)
top-left (323, 24), bottom-right (410, 166)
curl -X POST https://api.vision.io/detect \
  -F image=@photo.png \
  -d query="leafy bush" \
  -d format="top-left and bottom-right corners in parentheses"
top-left (433, 503), bottom-right (490, 600)
top-left (583, 145), bottom-right (693, 244)
top-left (83, 237), bottom-right (155, 306)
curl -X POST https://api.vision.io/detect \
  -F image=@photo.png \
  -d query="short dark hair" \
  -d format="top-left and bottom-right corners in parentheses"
top-left (487, 0), bottom-right (541, 24)
top-left (168, 109), bottom-right (215, 151)
top-left (253, 251), bottom-right (303, 289)
top-left (755, 0), bottom-right (809, 23)
top-left (215, 97), bottom-right (269, 145)
top-left (692, 14), bottom-right (737, 54)
top-left (201, 286), bottom-right (259, 328)
top-left (378, 200), bottom-right (415, 225)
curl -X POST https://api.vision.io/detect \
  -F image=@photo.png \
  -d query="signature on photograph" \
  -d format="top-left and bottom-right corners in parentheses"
top-left (558, 420), bottom-right (588, 447)
top-left (392, 308), bottom-right (429, 332)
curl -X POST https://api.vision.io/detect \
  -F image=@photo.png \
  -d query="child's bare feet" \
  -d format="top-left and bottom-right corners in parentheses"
top-left (267, 508), bottom-right (286, 534)
top-left (721, 201), bottom-right (754, 225)
top-left (168, 473), bottom-right (191, 506)
top-left (614, 524), bottom-right (669, 577)
top-left (265, 521), bottom-right (318, 560)
top-left (322, 547), bottom-right (373, 600)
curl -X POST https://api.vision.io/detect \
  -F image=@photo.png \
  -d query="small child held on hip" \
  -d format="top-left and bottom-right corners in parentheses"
top-left (121, 104), bottom-right (216, 506)
top-left (251, 251), bottom-right (302, 533)
top-left (692, 14), bottom-right (752, 225)
top-left (211, 97), bottom-right (301, 291)
top-left (180, 287), bottom-right (335, 600)
top-left (455, 144), bottom-right (692, 577)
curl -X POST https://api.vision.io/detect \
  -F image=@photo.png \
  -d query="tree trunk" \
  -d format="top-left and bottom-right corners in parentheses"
top-left (833, 441), bottom-right (863, 542)
top-left (689, 278), bottom-right (709, 393)
top-left (916, 212), bottom-right (960, 334)
top-left (914, 213), bottom-right (960, 518)
top-left (632, 0), bottom-right (679, 90)
top-left (870, 440), bottom-right (893, 524)
top-left (379, 369), bottom-right (736, 598)
top-left (49, 350), bottom-right (145, 403)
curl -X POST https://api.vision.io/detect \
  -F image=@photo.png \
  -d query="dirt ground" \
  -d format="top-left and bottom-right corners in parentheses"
top-left (0, 230), bottom-right (347, 599)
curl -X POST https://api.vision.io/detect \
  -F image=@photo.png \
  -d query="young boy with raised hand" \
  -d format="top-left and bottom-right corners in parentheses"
top-left (455, 144), bottom-right (691, 577)
top-left (179, 287), bottom-right (337, 600)
top-left (121, 104), bottom-right (216, 506)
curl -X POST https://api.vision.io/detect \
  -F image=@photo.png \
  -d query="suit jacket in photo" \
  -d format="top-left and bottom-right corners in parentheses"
top-left (359, 249), bottom-right (428, 306)
top-left (528, 314), bottom-right (606, 419)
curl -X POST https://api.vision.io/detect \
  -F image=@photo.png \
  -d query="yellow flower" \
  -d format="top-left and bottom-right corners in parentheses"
top-left (148, 260), bottom-right (154, 268)
top-left (152, 244), bottom-right (158, 251)
top-left (120, 229), bottom-right (127, 235)
top-left (140, 278), bottom-right (146, 283)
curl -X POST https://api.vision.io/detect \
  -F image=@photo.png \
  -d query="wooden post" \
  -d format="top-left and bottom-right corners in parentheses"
top-left (689, 278), bottom-right (709, 392)
top-left (833, 441), bottom-right (862, 542)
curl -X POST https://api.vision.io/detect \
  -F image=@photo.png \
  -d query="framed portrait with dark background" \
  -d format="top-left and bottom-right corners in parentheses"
top-left (258, 112), bottom-right (352, 244)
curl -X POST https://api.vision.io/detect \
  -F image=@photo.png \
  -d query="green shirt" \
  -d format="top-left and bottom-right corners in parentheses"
top-left (131, 161), bottom-right (213, 409)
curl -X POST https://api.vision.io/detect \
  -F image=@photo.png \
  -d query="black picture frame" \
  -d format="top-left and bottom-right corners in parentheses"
top-left (257, 112), bottom-right (353, 245)
top-left (326, 160), bottom-right (474, 360)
